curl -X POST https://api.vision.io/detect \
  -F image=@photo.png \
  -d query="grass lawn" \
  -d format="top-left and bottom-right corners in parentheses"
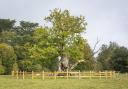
top-left (0, 74), bottom-right (128, 89)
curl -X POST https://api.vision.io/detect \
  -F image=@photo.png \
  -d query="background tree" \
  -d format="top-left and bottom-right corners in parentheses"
top-left (29, 27), bottom-right (58, 71)
top-left (0, 19), bottom-right (15, 32)
top-left (97, 42), bottom-right (128, 72)
top-left (110, 47), bottom-right (128, 72)
top-left (0, 19), bottom-right (16, 43)
top-left (14, 21), bottom-right (38, 35)
top-left (12, 21), bottom-right (39, 71)
top-left (0, 43), bottom-right (16, 74)
top-left (97, 42), bottom-right (118, 70)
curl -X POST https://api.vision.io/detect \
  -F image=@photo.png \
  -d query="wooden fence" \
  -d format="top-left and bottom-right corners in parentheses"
top-left (11, 71), bottom-right (115, 79)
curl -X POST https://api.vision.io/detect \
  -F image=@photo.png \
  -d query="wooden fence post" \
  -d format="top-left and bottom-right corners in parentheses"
top-left (19, 71), bottom-right (21, 77)
top-left (109, 71), bottom-right (111, 78)
top-left (105, 71), bottom-right (107, 79)
top-left (56, 71), bottom-right (58, 79)
top-left (54, 71), bottom-right (56, 79)
top-left (32, 71), bottom-right (34, 79)
top-left (11, 71), bottom-right (14, 77)
top-left (16, 71), bottom-right (19, 79)
top-left (23, 71), bottom-right (24, 79)
top-left (99, 71), bottom-right (101, 79)
top-left (91, 71), bottom-right (93, 79)
top-left (42, 71), bottom-right (44, 80)
top-left (113, 71), bottom-right (116, 78)
top-left (78, 70), bottom-right (81, 79)
top-left (90, 71), bottom-right (92, 79)
top-left (110, 71), bottom-right (112, 78)
top-left (67, 70), bottom-right (68, 79)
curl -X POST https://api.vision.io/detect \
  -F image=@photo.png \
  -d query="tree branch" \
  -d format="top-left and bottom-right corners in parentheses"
top-left (69, 39), bottom-right (100, 70)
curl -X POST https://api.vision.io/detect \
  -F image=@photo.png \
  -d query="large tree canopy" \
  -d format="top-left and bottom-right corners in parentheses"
top-left (45, 9), bottom-right (87, 54)
top-left (44, 9), bottom-right (91, 71)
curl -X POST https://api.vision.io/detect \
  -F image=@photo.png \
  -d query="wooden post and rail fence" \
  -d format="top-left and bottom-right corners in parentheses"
top-left (11, 70), bottom-right (116, 79)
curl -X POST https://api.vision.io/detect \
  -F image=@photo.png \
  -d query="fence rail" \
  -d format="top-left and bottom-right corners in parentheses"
top-left (11, 71), bottom-right (115, 79)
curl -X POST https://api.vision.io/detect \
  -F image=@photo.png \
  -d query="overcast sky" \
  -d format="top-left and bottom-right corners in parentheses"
top-left (0, 0), bottom-right (128, 49)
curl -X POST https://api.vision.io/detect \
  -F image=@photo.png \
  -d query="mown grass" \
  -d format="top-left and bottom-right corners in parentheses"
top-left (0, 74), bottom-right (128, 89)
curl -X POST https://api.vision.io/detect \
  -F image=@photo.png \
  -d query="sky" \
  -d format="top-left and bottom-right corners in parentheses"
top-left (0, 0), bottom-right (128, 50)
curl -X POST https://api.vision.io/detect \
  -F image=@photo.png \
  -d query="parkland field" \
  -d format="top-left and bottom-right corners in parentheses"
top-left (0, 74), bottom-right (128, 89)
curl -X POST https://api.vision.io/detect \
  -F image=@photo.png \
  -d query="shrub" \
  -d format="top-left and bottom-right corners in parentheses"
top-left (0, 65), bottom-right (5, 74)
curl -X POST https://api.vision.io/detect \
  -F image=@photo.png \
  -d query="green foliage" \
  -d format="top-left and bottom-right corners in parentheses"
top-left (32, 64), bottom-right (42, 72)
top-left (14, 45), bottom-right (29, 60)
top-left (19, 60), bottom-right (33, 71)
top-left (0, 65), bottom-right (5, 74)
top-left (12, 63), bottom-right (19, 71)
top-left (97, 42), bottom-right (128, 72)
top-left (110, 47), bottom-right (128, 72)
top-left (68, 37), bottom-right (92, 63)
top-left (0, 31), bottom-right (16, 44)
top-left (0, 43), bottom-right (16, 74)
top-left (97, 42), bottom-right (119, 70)
top-left (30, 27), bottom-right (60, 71)
top-left (14, 21), bottom-right (38, 35)
top-left (0, 19), bottom-right (15, 32)
top-left (45, 9), bottom-right (87, 56)
top-left (75, 59), bottom-right (95, 71)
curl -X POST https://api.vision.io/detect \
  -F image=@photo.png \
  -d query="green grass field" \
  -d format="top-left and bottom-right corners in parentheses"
top-left (0, 74), bottom-right (128, 89)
